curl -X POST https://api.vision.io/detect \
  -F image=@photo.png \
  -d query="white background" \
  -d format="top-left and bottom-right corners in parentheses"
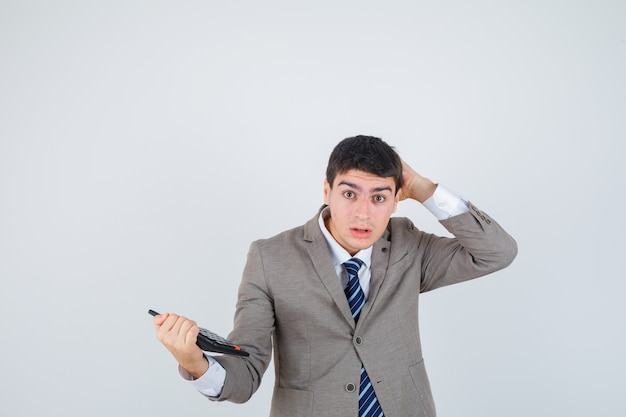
top-left (1, 1), bottom-right (624, 416)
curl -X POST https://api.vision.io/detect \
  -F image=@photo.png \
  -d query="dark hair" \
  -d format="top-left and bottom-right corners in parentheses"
top-left (325, 135), bottom-right (403, 194)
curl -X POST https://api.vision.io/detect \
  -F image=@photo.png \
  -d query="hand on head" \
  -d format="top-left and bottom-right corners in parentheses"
top-left (397, 158), bottom-right (437, 203)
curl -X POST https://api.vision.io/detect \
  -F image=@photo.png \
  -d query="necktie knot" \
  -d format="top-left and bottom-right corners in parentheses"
top-left (344, 258), bottom-right (364, 278)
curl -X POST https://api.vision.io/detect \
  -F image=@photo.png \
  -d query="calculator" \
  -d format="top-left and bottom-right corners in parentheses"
top-left (148, 309), bottom-right (249, 357)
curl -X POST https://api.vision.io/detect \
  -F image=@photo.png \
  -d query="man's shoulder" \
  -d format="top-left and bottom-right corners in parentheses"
top-left (252, 212), bottom-right (319, 248)
top-left (260, 223), bottom-right (306, 243)
top-left (385, 216), bottom-right (437, 248)
top-left (388, 216), bottom-right (418, 234)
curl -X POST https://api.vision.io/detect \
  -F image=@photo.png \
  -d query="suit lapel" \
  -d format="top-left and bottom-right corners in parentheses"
top-left (357, 226), bottom-right (393, 324)
top-left (304, 210), bottom-right (356, 326)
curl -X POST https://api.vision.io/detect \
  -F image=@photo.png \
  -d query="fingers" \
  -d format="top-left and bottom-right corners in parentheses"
top-left (397, 158), bottom-right (437, 203)
top-left (398, 159), bottom-right (417, 201)
top-left (152, 312), bottom-right (169, 327)
top-left (154, 313), bottom-right (199, 352)
top-left (152, 313), bottom-right (208, 377)
top-left (400, 158), bottom-right (420, 183)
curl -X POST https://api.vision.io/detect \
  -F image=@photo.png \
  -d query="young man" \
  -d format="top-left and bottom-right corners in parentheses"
top-left (153, 135), bottom-right (517, 417)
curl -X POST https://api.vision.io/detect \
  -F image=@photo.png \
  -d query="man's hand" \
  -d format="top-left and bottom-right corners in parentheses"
top-left (153, 313), bottom-right (209, 379)
top-left (397, 159), bottom-right (437, 203)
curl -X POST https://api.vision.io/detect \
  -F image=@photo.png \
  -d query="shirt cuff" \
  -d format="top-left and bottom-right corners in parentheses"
top-left (178, 355), bottom-right (226, 397)
top-left (422, 184), bottom-right (469, 220)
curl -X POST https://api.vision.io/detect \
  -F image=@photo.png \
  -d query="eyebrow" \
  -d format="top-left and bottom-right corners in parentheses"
top-left (337, 181), bottom-right (393, 193)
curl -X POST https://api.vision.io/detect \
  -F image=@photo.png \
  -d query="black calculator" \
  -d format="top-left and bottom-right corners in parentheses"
top-left (148, 309), bottom-right (249, 357)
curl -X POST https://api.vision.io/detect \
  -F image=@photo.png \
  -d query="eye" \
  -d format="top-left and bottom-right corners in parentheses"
top-left (373, 195), bottom-right (386, 203)
top-left (343, 191), bottom-right (355, 199)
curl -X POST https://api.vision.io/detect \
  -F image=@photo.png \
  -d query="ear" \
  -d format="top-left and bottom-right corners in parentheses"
top-left (391, 191), bottom-right (400, 214)
top-left (323, 178), bottom-right (331, 205)
top-left (391, 188), bottom-right (402, 214)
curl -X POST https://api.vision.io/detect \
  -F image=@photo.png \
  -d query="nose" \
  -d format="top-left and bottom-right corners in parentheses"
top-left (354, 197), bottom-right (371, 219)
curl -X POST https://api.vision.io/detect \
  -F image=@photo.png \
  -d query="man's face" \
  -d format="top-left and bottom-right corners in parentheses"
top-left (323, 169), bottom-right (399, 256)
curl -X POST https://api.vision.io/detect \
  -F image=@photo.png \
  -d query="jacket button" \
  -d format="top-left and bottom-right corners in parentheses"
top-left (354, 336), bottom-right (363, 345)
top-left (345, 383), bottom-right (356, 392)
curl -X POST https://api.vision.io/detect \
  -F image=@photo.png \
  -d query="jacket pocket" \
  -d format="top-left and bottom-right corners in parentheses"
top-left (409, 360), bottom-right (437, 417)
top-left (271, 387), bottom-right (313, 417)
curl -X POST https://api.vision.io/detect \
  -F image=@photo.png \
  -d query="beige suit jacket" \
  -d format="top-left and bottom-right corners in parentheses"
top-left (212, 204), bottom-right (517, 416)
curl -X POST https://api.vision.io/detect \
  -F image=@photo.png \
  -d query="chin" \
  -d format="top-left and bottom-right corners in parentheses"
top-left (351, 240), bottom-right (374, 252)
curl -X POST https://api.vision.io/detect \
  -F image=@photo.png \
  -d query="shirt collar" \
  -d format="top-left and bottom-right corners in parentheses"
top-left (318, 206), bottom-right (373, 269)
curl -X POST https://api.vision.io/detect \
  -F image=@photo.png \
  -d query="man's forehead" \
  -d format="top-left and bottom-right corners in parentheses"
top-left (333, 170), bottom-right (396, 191)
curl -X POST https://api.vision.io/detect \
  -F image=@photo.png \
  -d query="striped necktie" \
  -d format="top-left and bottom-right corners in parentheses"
top-left (343, 258), bottom-right (384, 417)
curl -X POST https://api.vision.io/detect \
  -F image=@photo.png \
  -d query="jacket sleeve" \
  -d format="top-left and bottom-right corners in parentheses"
top-left (206, 240), bottom-right (275, 404)
top-left (417, 202), bottom-right (518, 293)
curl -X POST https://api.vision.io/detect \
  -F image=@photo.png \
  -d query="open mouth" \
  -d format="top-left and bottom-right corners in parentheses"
top-left (350, 227), bottom-right (372, 238)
